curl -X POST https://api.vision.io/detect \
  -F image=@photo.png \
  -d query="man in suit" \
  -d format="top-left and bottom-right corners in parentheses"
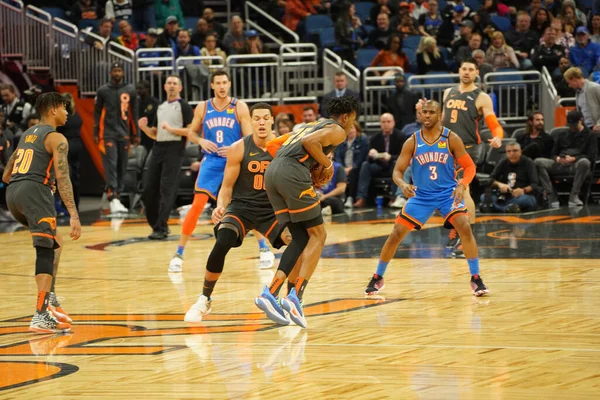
top-left (564, 67), bottom-right (600, 134)
top-left (320, 71), bottom-right (359, 118)
top-left (353, 113), bottom-right (407, 208)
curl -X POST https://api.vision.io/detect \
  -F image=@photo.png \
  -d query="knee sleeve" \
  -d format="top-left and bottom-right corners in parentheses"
top-left (206, 228), bottom-right (238, 274)
top-left (35, 246), bottom-right (54, 276)
top-left (277, 223), bottom-right (310, 276)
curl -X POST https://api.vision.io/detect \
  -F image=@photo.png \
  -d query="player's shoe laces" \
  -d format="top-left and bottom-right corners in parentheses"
top-left (29, 311), bottom-right (71, 334)
top-left (255, 286), bottom-right (290, 325)
top-left (446, 229), bottom-right (461, 249)
top-left (365, 274), bottom-right (385, 295)
top-left (169, 254), bottom-right (183, 272)
top-left (48, 292), bottom-right (72, 324)
top-left (258, 248), bottom-right (275, 269)
top-left (184, 295), bottom-right (212, 323)
top-left (470, 274), bottom-right (489, 297)
top-left (281, 288), bottom-right (307, 329)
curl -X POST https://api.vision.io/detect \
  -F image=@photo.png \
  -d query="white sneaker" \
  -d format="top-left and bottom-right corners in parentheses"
top-left (109, 198), bottom-right (128, 214)
top-left (344, 197), bottom-right (353, 208)
top-left (184, 294), bottom-right (212, 323)
top-left (390, 197), bottom-right (407, 208)
top-left (100, 193), bottom-right (110, 212)
top-left (321, 205), bottom-right (332, 216)
top-left (259, 248), bottom-right (275, 269)
top-left (568, 194), bottom-right (583, 207)
top-left (169, 254), bottom-right (183, 272)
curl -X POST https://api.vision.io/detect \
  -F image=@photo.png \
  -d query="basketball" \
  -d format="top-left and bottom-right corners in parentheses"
top-left (310, 163), bottom-right (332, 188)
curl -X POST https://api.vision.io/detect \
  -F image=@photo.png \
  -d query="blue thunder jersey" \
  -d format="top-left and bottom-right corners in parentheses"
top-left (411, 127), bottom-right (457, 195)
top-left (202, 98), bottom-right (242, 158)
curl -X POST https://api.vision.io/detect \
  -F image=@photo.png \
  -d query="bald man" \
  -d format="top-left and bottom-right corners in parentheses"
top-left (353, 113), bottom-right (408, 208)
top-left (223, 15), bottom-right (245, 55)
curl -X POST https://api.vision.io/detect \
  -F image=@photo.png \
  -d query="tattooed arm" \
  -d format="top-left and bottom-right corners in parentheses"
top-left (46, 132), bottom-right (82, 240)
top-left (2, 150), bottom-right (18, 184)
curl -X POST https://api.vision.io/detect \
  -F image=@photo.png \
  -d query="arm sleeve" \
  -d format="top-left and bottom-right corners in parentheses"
top-left (456, 153), bottom-right (476, 186)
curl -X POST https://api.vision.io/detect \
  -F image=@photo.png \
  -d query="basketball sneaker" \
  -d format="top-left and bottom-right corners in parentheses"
top-left (259, 248), bottom-right (275, 269)
top-left (169, 254), bottom-right (183, 272)
top-left (48, 292), bottom-right (72, 324)
top-left (446, 229), bottom-right (460, 249)
top-left (281, 288), bottom-right (307, 329)
top-left (470, 274), bottom-right (489, 297)
top-left (184, 294), bottom-right (212, 323)
top-left (450, 244), bottom-right (465, 258)
top-left (365, 274), bottom-right (385, 295)
top-left (29, 311), bottom-right (71, 334)
top-left (255, 286), bottom-right (289, 326)
top-left (109, 198), bottom-right (129, 214)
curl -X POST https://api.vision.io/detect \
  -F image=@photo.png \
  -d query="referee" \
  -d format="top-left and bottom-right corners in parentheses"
top-left (138, 75), bottom-right (193, 240)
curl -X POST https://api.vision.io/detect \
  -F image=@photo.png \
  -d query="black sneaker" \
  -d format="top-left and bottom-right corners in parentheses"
top-left (470, 274), bottom-right (489, 297)
top-left (451, 244), bottom-right (465, 258)
top-left (148, 230), bottom-right (168, 240)
top-left (365, 274), bottom-right (385, 295)
top-left (505, 203), bottom-right (521, 213)
top-left (446, 229), bottom-right (461, 249)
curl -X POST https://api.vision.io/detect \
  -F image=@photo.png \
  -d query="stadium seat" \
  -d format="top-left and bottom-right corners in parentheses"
top-left (305, 15), bottom-right (334, 42)
top-left (491, 16), bottom-right (512, 32)
top-left (363, 24), bottom-right (376, 35)
top-left (319, 26), bottom-right (336, 48)
top-left (185, 17), bottom-right (197, 30)
top-left (511, 127), bottom-right (526, 139)
top-left (42, 7), bottom-right (66, 20)
top-left (356, 48), bottom-right (379, 70)
top-left (464, 0), bottom-right (481, 11)
top-left (403, 48), bottom-right (416, 65)
top-left (355, 2), bottom-right (374, 23)
top-left (488, 68), bottom-right (522, 82)
top-left (403, 35), bottom-right (422, 51)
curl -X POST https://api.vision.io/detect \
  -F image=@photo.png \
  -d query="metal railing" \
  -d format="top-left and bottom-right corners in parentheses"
top-left (279, 43), bottom-right (318, 102)
top-left (24, 5), bottom-right (51, 70)
top-left (227, 53), bottom-right (279, 103)
top-left (77, 29), bottom-right (109, 96)
top-left (484, 70), bottom-right (541, 128)
top-left (363, 67), bottom-right (404, 131)
top-left (539, 66), bottom-right (558, 128)
top-left (0, 0), bottom-right (24, 59)
top-left (51, 18), bottom-right (78, 84)
top-left (245, 1), bottom-right (299, 46)
top-left (136, 47), bottom-right (176, 103)
top-left (176, 55), bottom-right (225, 105)
top-left (407, 73), bottom-right (466, 101)
top-left (107, 41), bottom-right (136, 87)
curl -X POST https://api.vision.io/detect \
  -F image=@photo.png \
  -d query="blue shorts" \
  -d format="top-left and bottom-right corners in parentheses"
top-left (396, 190), bottom-right (467, 230)
top-left (194, 156), bottom-right (226, 199)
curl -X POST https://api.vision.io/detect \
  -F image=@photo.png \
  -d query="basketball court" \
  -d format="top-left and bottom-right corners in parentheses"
top-left (1, 206), bottom-right (599, 398)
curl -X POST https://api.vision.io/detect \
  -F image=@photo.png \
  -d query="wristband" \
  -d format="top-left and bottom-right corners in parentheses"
top-left (325, 162), bottom-right (333, 170)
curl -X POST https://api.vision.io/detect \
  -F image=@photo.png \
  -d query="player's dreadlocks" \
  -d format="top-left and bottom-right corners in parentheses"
top-left (36, 92), bottom-right (67, 117)
top-left (326, 94), bottom-right (362, 118)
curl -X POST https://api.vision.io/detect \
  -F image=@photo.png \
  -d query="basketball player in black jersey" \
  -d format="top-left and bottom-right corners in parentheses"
top-left (184, 102), bottom-right (295, 322)
top-left (2, 93), bottom-right (82, 333)
top-left (419, 57), bottom-right (504, 256)
top-left (255, 95), bottom-right (361, 329)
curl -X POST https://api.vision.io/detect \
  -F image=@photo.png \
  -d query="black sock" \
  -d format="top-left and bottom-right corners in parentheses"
top-left (269, 276), bottom-right (285, 297)
top-left (202, 279), bottom-right (217, 299)
top-left (287, 281), bottom-right (295, 296)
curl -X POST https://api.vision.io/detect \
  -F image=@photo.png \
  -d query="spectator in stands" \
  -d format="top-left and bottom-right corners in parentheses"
top-left (416, 36), bottom-right (449, 74)
top-left (480, 0), bottom-right (511, 18)
top-left (334, 121), bottom-right (368, 207)
top-left (390, 1), bottom-right (412, 28)
top-left (202, 8), bottom-right (227, 40)
top-left (320, 71), bottom-right (360, 118)
top-left (138, 28), bottom-right (160, 67)
top-left (370, 34), bottom-right (410, 73)
top-left (569, 27), bottom-right (600, 73)
top-left (282, 0), bottom-right (316, 38)
top-left (293, 106), bottom-right (318, 130)
top-left (243, 30), bottom-right (264, 56)
top-left (200, 33), bottom-right (227, 66)
top-left (157, 16), bottom-right (179, 51)
top-left (545, 0), bottom-right (561, 17)
top-left (529, 0), bottom-right (543, 19)
top-left (473, 49), bottom-right (494, 81)
top-left (25, 114), bottom-right (40, 129)
top-left (482, 142), bottom-right (539, 213)
top-left (559, 0), bottom-right (587, 30)
top-left (84, 18), bottom-right (116, 49)
top-left (319, 152), bottom-right (348, 216)
top-left (0, 84), bottom-right (32, 131)
top-left (441, 0), bottom-right (471, 20)
top-left (353, 113), bottom-right (406, 208)
top-left (136, 80), bottom-right (159, 152)
top-left (438, 5), bottom-right (466, 48)
top-left (418, 0), bottom-right (442, 37)
top-left (223, 16), bottom-right (246, 55)
top-left (564, 67), bottom-right (600, 133)
top-left (117, 20), bottom-right (139, 50)
top-left (410, 0), bottom-right (429, 20)
top-left (155, 0), bottom-right (183, 27)
top-left (191, 18), bottom-right (210, 48)
top-left (535, 110), bottom-right (597, 207)
top-left (56, 93), bottom-right (83, 211)
top-left (132, 0), bottom-right (155, 32)
top-left (456, 32), bottom-right (483, 67)
top-left (531, 8), bottom-right (552, 37)
top-left (274, 114), bottom-right (294, 136)
top-left (368, 13), bottom-right (393, 50)
top-left (517, 112), bottom-right (554, 160)
top-left (70, 0), bottom-right (100, 27)
top-left (486, 31), bottom-right (520, 69)
top-left (335, 3), bottom-right (366, 63)
top-left (401, 108), bottom-right (423, 136)
top-left (384, 74), bottom-right (419, 130)
top-left (371, 0), bottom-right (397, 24)
top-left (545, 19), bottom-right (576, 52)
top-left (531, 26), bottom-right (567, 72)
top-left (451, 20), bottom-right (475, 55)
top-left (590, 15), bottom-right (600, 44)
top-left (505, 12), bottom-right (539, 70)
top-left (553, 57), bottom-right (577, 97)
top-left (175, 29), bottom-right (201, 61)
top-left (398, 11), bottom-right (419, 37)
top-left (104, 0), bottom-right (133, 22)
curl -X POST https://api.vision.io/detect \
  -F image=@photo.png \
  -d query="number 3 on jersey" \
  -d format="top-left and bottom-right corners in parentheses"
top-left (429, 166), bottom-right (437, 180)
top-left (11, 149), bottom-right (34, 174)
top-left (216, 130), bottom-right (224, 143)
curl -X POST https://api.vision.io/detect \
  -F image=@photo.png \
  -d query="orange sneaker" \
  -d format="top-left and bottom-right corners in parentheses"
top-left (49, 292), bottom-right (73, 324)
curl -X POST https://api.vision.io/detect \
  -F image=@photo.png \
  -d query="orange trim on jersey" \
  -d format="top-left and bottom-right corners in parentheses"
top-left (264, 219), bottom-right (279, 239)
top-left (31, 232), bottom-right (56, 240)
top-left (43, 158), bottom-right (54, 185)
top-left (275, 208), bottom-right (289, 215)
top-left (225, 214), bottom-right (246, 237)
top-left (444, 207), bottom-right (468, 226)
top-left (299, 154), bottom-right (309, 163)
top-left (289, 200), bottom-right (321, 214)
top-left (395, 214), bottom-right (416, 230)
top-left (412, 132), bottom-right (418, 157)
top-left (194, 188), bottom-right (216, 200)
top-left (209, 97), bottom-right (233, 112)
top-left (419, 129), bottom-right (444, 146)
top-left (475, 116), bottom-right (481, 144)
top-left (400, 207), bottom-right (423, 229)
